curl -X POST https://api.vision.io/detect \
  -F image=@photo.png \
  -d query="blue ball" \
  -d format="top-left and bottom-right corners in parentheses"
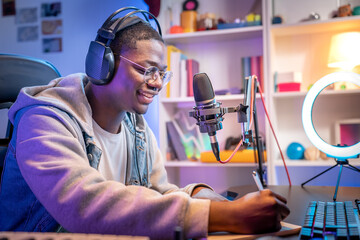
top-left (286, 142), bottom-right (305, 160)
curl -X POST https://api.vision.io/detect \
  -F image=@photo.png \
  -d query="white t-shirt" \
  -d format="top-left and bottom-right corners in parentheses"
top-left (92, 120), bottom-right (127, 183)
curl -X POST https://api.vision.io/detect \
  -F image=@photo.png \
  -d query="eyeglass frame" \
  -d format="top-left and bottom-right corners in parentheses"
top-left (116, 54), bottom-right (172, 88)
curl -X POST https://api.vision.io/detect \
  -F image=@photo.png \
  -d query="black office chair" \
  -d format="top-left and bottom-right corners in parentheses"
top-left (0, 54), bottom-right (61, 177)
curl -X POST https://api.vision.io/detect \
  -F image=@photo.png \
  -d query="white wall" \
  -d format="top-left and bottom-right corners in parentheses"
top-left (0, 0), bottom-right (160, 140)
top-left (0, 0), bottom-right (149, 75)
top-left (273, 0), bottom-right (360, 23)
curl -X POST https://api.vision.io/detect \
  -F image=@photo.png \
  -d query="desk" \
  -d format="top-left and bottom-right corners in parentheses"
top-left (227, 185), bottom-right (360, 226)
top-left (0, 232), bottom-right (149, 240)
top-left (207, 185), bottom-right (360, 239)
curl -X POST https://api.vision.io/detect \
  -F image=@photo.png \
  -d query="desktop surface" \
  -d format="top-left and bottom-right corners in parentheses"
top-left (226, 185), bottom-right (360, 226)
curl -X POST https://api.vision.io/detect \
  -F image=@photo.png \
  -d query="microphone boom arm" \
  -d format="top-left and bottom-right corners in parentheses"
top-left (189, 102), bottom-right (253, 144)
top-left (189, 75), bottom-right (266, 186)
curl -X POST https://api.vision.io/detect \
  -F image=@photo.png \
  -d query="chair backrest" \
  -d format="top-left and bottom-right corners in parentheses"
top-left (0, 54), bottom-right (61, 175)
top-left (0, 54), bottom-right (61, 103)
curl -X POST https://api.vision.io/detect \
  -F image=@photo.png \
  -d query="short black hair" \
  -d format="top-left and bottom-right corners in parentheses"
top-left (110, 19), bottom-right (164, 55)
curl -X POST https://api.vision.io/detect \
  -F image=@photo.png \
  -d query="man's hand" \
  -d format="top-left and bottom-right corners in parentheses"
top-left (208, 189), bottom-right (290, 234)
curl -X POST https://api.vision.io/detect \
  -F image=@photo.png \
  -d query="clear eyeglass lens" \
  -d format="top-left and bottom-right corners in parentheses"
top-left (162, 71), bottom-right (172, 86)
top-left (144, 67), bottom-right (159, 81)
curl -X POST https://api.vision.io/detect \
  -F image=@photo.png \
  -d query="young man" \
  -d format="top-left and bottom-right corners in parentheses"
top-left (0, 13), bottom-right (289, 239)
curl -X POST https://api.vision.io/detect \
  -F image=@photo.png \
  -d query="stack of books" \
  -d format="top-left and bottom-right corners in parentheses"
top-left (241, 55), bottom-right (264, 91)
top-left (166, 45), bottom-right (200, 98)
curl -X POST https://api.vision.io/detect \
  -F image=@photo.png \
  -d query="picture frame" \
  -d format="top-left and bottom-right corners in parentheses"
top-left (335, 118), bottom-right (360, 147)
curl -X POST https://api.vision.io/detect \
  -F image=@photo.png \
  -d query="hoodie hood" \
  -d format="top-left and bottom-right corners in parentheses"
top-left (8, 73), bottom-right (93, 135)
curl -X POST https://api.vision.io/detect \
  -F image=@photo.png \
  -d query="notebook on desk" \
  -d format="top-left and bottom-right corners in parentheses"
top-left (207, 221), bottom-right (301, 240)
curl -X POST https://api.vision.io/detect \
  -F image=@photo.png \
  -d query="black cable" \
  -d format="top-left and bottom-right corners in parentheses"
top-left (132, 114), bottom-right (143, 186)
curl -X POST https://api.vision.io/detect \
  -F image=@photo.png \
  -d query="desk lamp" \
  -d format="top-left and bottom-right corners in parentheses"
top-left (328, 32), bottom-right (360, 71)
top-left (301, 72), bottom-right (360, 201)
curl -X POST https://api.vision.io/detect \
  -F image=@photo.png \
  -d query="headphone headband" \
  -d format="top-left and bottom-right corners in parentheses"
top-left (102, 7), bottom-right (150, 28)
top-left (112, 9), bottom-right (162, 37)
top-left (97, 7), bottom-right (162, 42)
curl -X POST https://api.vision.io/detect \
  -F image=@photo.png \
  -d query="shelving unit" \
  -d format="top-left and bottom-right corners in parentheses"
top-left (155, 0), bottom-right (360, 191)
top-left (156, 0), bottom-right (266, 193)
top-left (267, 0), bottom-right (360, 186)
top-left (274, 159), bottom-right (360, 167)
top-left (270, 15), bottom-right (360, 36)
top-left (163, 26), bottom-right (263, 44)
top-left (165, 161), bottom-right (258, 167)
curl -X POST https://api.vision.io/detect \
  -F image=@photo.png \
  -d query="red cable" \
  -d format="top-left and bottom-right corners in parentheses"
top-left (257, 81), bottom-right (292, 186)
top-left (217, 76), bottom-right (292, 186)
top-left (219, 138), bottom-right (243, 164)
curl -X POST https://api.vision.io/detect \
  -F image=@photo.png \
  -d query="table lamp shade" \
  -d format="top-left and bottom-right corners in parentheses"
top-left (328, 32), bottom-right (360, 71)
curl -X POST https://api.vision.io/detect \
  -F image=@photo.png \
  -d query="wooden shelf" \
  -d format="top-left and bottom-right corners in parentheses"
top-left (271, 15), bottom-right (360, 37)
top-left (274, 159), bottom-right (360, 167)
top-left (165, 161), bottom-right (258, 167)
top-left (161, 93), bottom-right (264, 104)
top-left (163, 25), bottom-right (263, 44)
top-left (272, 89), bottom-right (360, 99)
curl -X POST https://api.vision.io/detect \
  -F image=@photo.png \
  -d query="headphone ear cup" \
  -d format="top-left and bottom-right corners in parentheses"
top-left (85, 41), bottom-right (115, 85)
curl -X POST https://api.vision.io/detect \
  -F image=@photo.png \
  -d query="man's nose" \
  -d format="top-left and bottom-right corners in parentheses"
top-left (148, 74), bottom-right (163, 90)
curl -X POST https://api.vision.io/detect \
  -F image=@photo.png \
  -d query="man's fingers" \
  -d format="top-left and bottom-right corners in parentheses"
top-left (272, 191), bottom-right (288, 204)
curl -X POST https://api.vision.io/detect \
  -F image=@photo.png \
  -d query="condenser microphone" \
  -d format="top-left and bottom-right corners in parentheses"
top-left (190, 73), bottom-right (224, 161)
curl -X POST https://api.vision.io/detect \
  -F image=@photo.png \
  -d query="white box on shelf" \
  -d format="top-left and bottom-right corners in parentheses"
top-left (276, 71), bottom-right (302, 84)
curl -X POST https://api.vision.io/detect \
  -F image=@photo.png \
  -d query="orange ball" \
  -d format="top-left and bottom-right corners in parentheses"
top-left (169, 25), bottom-right (184, 34)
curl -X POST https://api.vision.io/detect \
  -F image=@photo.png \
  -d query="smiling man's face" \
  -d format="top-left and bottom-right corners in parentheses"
top-left (104, 39), bottom-right (167, 115)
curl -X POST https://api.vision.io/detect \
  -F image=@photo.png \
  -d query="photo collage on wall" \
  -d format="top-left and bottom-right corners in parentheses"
top-left (41, 2), bottom-right (62, 53)
top-left (13, 1), bottom-right (62, 53)
top-left (15, 5), bottom-right (38, 42)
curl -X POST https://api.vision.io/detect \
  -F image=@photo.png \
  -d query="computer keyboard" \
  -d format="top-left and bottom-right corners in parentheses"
top-left (299, 201), bottom-right (360, 240)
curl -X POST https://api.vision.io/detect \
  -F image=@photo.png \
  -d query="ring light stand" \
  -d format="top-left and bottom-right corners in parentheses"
top-left (301, 72), bottom-right (360, 201)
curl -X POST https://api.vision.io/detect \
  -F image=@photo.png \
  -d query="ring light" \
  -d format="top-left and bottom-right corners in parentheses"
top-left (302, 71), bottom-right (360, 159)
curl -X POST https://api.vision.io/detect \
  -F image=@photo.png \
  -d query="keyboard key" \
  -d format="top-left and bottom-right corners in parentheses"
top-left (325, 202), bottom-right (337, 231)
top-left (314, 202), bottom-right (325, 230)
top-left (345, 201), bottom-right (359, 228)
top-left (313, 229), bottom-right (323, 238)
top-left (299, 227), bottom-right (312, 239)
top-left (336, 228), bottom-right (348, 240)
top-left (335, 202), bottom-right (347, 228)
top-left (323, 233), bottom-right (336, 240)
top-left (348, 227), bottom-right (360, 240)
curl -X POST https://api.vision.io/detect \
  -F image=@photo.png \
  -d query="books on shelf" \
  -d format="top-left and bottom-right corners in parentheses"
top-left (169, 51), bottom-right (187, 98)
top-left (166, 45), bottom-right (200, 98)
top-left (186, 59), bottom-right (199, 97)
top-left (166, 45), bottom-right (182, 98)
top-left (166, 110), bottom-right (211, 161)
top-left (166, 121), bottom-right (188, 161)
top-left (241, 55), bottom-right (264, 92)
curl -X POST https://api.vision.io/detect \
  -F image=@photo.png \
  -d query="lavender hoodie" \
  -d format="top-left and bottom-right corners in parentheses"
top-left (0, 73), bottom-right (211, 239)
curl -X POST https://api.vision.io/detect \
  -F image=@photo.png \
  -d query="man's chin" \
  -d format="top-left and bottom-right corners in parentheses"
top-left (134, 106), bottom-right (149, 115)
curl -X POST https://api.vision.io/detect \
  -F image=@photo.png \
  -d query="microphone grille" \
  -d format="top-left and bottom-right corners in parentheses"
top-left (193, 73), bottom-right (215, 105)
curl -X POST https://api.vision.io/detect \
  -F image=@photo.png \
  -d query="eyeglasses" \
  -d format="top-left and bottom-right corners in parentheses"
top-left (118, 55), bottom-right (172, 88)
